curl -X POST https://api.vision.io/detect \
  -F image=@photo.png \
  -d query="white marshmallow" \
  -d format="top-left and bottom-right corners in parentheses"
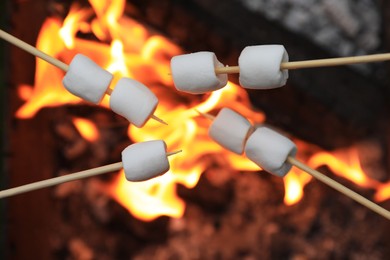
top-left (63, 54), bottom-right (113, 104)
top-left (109, 78), bottom-right (158, 128)
top-left (245, 126), bottom-right (297, 177)
top-left (170, 51), bottom-right (228, 94)
top-left (209, 108), bottom-right (252, 154)
top-left (238, 45), bottom-right (289, 89)
top-left (122, 140), bottom-right (170, 182)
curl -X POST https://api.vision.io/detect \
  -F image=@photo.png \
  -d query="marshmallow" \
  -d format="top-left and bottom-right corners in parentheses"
top-left (245, 126), bottom-right (297, 177)
top-left (122, 140), bottom-right (170, 182)
top-left (238, 45), bottom-right (289, 89)
top-left (209, 108), bottom-right (252, 154)
top-left (109, 78), bottom-right (158, 128)
top-left (170, 51), bottom-right (228, 94)
top-left (63, 54), bottom-right (113, 104)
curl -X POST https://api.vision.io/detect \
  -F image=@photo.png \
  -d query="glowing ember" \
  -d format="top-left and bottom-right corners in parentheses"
top-left (15, 0), bottom-right (389, 220)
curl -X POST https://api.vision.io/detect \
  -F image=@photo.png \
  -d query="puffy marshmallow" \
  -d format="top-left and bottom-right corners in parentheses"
top-left (245, 126), bottom-right (297, 177)
top-left (170, 51), bottom-right (228, 94)
top-left (122, 140), bottom-right (170, 182)
top-left (209, 108), bottom-right (252, 154)
top-left (63, 54), bottom-right (113, 104)
top-left (110, 78), bottom-right (158, 128)
top-left (238, 45), bottom-right (289, 89)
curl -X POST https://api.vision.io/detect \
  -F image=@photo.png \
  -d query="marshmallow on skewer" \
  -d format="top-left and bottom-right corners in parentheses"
top-left (198, 110), bottom-right (390, 220)
top-left (0, 140), bottom-right (180, 199)
top-left (238, 45), bottom-right (289, 89)
top-left (109, 78), bottom-right (158, 128)
top-left (209, 108), bottom-right (252, 154)
top-left (122, 140), bottom-right (170, 182)
top-left (245, 126), bottom-right (297, 177)
top-left (64, 55), bottom-right (162, 127)
top-left (171, 51), bottom-right (228, 94)
top-left (63, 54), bottom-right (113, 104)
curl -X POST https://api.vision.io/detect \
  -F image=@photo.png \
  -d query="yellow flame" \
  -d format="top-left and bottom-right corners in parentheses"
top-left (107, 170), bottom-right (185, 221)
top-left (72, 117), bottom-right (99, 142)
top-left (107, 39), bottom-right (131, 77)
top-left (59, 4), bottom-right (94, 49)
top-left (374, 182), bottom-right (390, 202)
top-left (283, 169), bottom-right (312, 206)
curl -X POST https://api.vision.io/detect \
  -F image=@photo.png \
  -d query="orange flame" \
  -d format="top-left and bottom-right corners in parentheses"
top-left (308, 149), bottom-right (390, 202)
top-left (375, 182), bottom-right (390, 202)
top-left (308, 148), bottom-right (380, 189)
top-left (16, 18), bottom-right (78, 118)
top-left (282, 147), bottom-right (390, 206)
top-left (16, 0), bottom-right (390, 220)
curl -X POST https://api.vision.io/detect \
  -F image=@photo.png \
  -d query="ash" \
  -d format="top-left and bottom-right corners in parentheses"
top-left (240, 0), bottom-right (380, 57)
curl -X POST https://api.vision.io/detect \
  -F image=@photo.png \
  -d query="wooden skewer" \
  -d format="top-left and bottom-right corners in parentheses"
top-left (196, 110), bottom-right (390, 220)
top-left (0, 162), bottom-right (123, 199)
top-left (287, 156), bottom-right (390, 220)
top-left (0, 29), bottom-right (165, 125)
top-left (214, 66), bottom-right (240, 75)
top-left (214, 53), bottom-right (390, 74)
top-left (0, 150), bottom-right (182, 199)
top-left (0, 29), bottom-right (69, 71)
top-left (151, 114), bottom-right (168, 125)
top-left (194, 109), bottom-right (215, 121)
top-left (166, 149), bottom-right (182, 156)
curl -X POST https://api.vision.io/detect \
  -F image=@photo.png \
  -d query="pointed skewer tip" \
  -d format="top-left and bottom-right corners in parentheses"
top-left (167, 150), bottom-right (183, 156)
top-left (151, 114), bottom-right (168, 125)
top-left (194, 109), bottom-right (215, 121)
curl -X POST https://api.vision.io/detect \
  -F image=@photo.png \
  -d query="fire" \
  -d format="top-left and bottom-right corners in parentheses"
top-left (59, 4), bottom-right (94, 49)
top-left (375, 182), bottom-right (390, 202)
top-left (15, 0), bottom-right (390, 220)
top-left (308, 148), bottom-right (379, 189)
top-left (282, 147), bottom-right (390, 205)
top-left (16, 18), bottom-right (79, 118)
top-left (283, 168), bottom-right (312, 205)
top-left (108, 171), bottom-right (185, 221)
top-left (72, 117), bottom-right (99, 142)
top-left (122, 82), bottom-right (265, 219)
top-left (307, 149), bottom-right (390, 202)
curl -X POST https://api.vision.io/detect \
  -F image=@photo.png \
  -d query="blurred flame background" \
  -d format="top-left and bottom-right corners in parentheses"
top-left (14, 0), bottom-right (390, 221)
